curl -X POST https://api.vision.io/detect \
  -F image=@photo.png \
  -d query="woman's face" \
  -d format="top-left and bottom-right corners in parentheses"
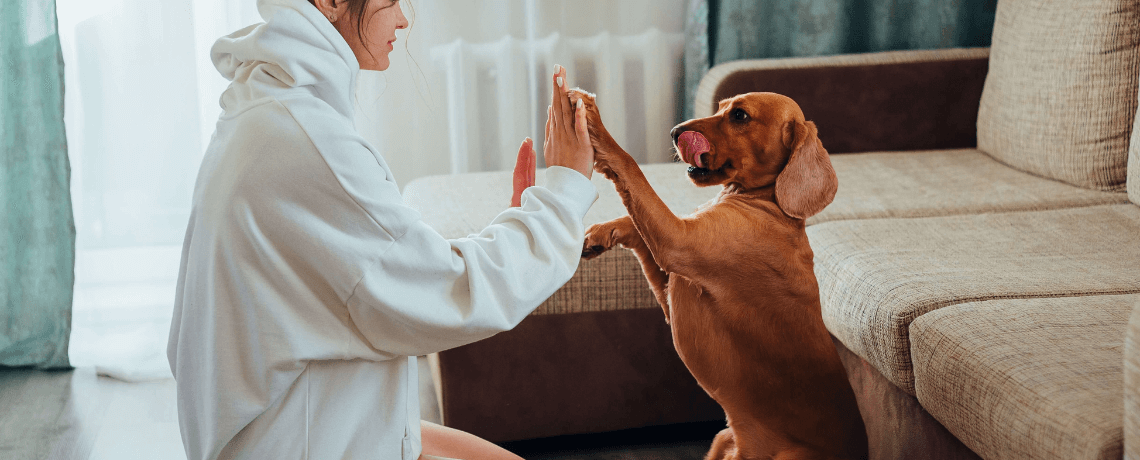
top-left (335, 0), bottom-right (409, 71)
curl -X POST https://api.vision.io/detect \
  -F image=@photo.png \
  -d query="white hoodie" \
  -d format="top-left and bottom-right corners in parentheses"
top-left (166, 0), bottom-right (597, 458)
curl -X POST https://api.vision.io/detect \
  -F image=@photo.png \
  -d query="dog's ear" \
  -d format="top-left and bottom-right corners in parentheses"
top-left (775, 120), bottom-right (837, 220)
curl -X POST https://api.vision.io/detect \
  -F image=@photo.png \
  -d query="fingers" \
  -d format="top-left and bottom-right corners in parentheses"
top-left (524, 137), bottom-right (535, 187)
top-left (511, 138), bottom-right (535, 207)
top-left (574, 99), bottom-right (590, 147)
top-left (546, 105), bottom-right (553, 137)
top-left (552, 65), bottom-right (572, 134)
top-left (543, 104), bottom-right (554, 165)
top-left (550, 65), bottom-right (564, 130)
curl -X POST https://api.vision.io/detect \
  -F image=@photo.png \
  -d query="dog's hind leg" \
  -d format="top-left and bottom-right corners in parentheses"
top-left (772, 447), bottom-right (844, 460)
top-left (705, 428), bottom-right (737, 460)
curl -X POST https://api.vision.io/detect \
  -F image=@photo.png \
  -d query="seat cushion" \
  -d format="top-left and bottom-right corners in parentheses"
top-left (910, 294), bottom-right (1140, 460)
top-left (976, 0), bottom-right (1140, 191)
top-left (809, 204), bottom-right (1140, 394)
top-left (404, 154), bottom-right (1129, 315)
top-left (816, 149), bottom-right (1128, 224)
top-left (404, 151), bottom-right (1128, 237)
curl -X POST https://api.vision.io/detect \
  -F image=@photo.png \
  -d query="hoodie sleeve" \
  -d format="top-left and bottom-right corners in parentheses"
top-left (346, 166), bottom-right (597, 357)
top-left (280, 97), bottom-right (597, 357)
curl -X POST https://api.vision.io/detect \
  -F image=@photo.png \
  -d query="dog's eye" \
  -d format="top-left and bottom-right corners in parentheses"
top-left (731, 108), bottom-right (750, 122)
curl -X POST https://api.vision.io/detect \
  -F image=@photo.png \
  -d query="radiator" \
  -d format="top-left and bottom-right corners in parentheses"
top-left (430, 29), bottom-right (686, 174)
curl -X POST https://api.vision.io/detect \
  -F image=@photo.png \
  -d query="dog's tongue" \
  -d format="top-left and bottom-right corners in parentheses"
top-left (677, 131), bottom-right (710, 168)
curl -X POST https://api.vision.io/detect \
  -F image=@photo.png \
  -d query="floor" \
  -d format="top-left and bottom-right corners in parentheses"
top-left (0, 360), bottom-right (720, 460)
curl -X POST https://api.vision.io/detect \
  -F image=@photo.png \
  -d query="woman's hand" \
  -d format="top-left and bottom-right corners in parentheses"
top-left (511, 138), bottom-right (535, 207)
top-left (543, 65), bottom-right (594, 179)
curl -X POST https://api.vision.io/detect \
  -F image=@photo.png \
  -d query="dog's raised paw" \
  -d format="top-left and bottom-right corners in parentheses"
top-left (581, 244), bottom-right (608, 260)
top-left (582, 221), bottom-right (619, 259)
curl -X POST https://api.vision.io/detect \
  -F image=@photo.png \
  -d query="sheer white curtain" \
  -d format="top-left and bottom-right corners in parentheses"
top-left (59, 0), bottom-right (262, 381)
top-left (60, 0), bottom-right (684, 381)
top-left (360, 0), bottom-right (685, 181)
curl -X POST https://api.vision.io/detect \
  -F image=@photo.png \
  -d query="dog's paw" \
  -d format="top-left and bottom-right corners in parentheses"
top-left (581, 222), bottom-right (614, 260)
top-left (567, 88), bottom-right (601, 133)
top-left (581, 217), bottom-right (634, 260)
top-left (567, 88), bottom-right (621, 169)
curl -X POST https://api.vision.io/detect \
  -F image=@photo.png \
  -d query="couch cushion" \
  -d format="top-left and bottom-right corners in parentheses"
top-left (910, 294), bottom-right (1140, 460)
top-left (1125, 299), bottom-right (1140, 459)
top-left (405, 156), bottom-right (1129, 315)
top-left (809, 204), bottom-right (1140, 394)
top-left (976, 0), bottom-right (1140, 191)
top-left (817, 149), bottom-right (1128, 224)
top-left (404, 152), bottom-right (1129, 237)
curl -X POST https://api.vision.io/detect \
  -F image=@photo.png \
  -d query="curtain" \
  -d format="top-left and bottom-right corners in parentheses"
top-left (58, 0), bottom-right (685, 381)
top-left (356, 0), bottom-right (685, 181)
top-left (1, 0), bottom-right (74, 369)
top-left (58, 0), bottom-right (261, 381)
top-left (682, 0), bottom-right (997, 119)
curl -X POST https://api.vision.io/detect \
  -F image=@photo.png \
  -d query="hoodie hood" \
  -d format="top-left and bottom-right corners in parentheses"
top-left (212, 0), bottom-right (359, 120)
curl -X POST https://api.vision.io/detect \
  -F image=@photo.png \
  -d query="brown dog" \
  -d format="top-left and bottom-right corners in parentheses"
top-left (574, 90), bottom-right (867, 460)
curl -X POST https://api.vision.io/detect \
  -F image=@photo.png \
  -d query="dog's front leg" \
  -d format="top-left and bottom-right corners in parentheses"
top-left (570, 90), bottom-right (696, 276)
top-left (582, 216), bottom-right (671, 323)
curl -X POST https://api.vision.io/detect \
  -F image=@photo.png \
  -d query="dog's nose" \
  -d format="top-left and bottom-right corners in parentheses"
top-left (670, 126), bottom-right (685, 144)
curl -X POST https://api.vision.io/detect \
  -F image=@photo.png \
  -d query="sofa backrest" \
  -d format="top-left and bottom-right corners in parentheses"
top-left (976, 0), bottom-right (1140, 192)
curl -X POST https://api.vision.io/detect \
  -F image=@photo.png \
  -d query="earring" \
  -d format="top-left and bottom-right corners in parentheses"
top-left (327, 14), bottom-right (337, 22)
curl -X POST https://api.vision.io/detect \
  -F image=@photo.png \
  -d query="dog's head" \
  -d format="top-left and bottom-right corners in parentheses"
top-left (672, 92), bottom-right (837, 220)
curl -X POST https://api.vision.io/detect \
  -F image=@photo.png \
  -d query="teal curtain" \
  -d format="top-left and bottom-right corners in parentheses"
top-left (1, 0), bottom-right (74, 369)
top-left (682, 0), bottom-right (997, 119)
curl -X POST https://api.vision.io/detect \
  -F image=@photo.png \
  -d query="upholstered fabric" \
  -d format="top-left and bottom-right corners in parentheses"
top-left (431, 308), bottom-right (724, 442)
top-left (810, 204), bottom-right (1140, 394)
top-left (405, 157), bottom-right (1130, 315)
top-left (817, 149), bottom-right (1129, 225)
top-left (833, 337), bottom-right (982, 460)
top-left (695, 48), bottom-right (990, 153)
top-left (682, 0), bottom-right (996, 121)
top-left (1125, 299), bottom-right (1140, 460)
top-left (405, 154), bottom-right (1130, 241)
top-left (976, 0), bottom-right (1140, 191)
top-left (911, 295), bottom-right (1140, 460)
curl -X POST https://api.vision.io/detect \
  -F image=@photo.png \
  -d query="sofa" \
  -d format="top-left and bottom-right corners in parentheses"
top-left (403, 0), bottom-right (1140, 457)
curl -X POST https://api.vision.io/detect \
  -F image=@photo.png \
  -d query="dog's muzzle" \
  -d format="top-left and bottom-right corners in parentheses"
top-left (677, 131), bottom-right (711, 169)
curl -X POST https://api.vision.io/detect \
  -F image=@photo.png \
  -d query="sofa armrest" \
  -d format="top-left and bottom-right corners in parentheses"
top-left (1126, 298), bottom-right (1140, 459)
top-left (695, 48), bottom-right (990, 154)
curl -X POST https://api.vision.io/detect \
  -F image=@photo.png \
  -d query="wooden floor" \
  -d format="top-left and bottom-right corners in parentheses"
top-left (0, 360), bottom-right (717, 460)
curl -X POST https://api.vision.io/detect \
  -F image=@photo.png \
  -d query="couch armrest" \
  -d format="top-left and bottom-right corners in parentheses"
top-left (1126, 298), bottom-right (1140, 459)
top-left (695, 48), bottom-right (990, 154)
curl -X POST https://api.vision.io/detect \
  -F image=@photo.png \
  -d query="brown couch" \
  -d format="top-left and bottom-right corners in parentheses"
top-left (404, 0), bottom-right (1140, 456)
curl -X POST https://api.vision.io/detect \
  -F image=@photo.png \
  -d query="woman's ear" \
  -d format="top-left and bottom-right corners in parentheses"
top-left (775, 120), bottom-right (838, 220)
top-left (311, 0), bottom-right (348, 22)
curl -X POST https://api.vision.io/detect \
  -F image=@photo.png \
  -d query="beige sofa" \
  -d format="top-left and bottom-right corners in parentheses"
top-left (404, 0), bottom-right (1140, 456)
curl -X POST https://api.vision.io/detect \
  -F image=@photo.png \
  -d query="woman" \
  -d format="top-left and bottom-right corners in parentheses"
top-left (166, 0), bottom-right (596, 458)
